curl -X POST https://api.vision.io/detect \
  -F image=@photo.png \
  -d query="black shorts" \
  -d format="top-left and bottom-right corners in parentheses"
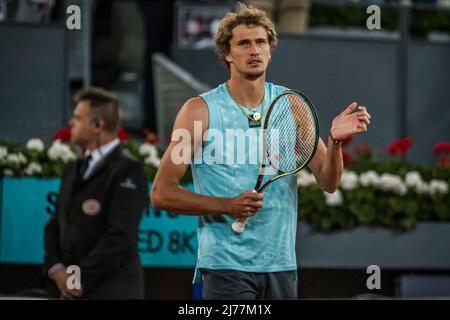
top-left (200, 268), bottom-right (298, 300)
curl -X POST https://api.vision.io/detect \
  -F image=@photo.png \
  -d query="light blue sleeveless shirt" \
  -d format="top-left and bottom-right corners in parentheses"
top-left (192, 82), bottom-right (298, 278)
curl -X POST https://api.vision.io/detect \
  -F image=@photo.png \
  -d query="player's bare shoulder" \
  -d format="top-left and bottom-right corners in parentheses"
top-left (173, 97), bottom-right (209, 132)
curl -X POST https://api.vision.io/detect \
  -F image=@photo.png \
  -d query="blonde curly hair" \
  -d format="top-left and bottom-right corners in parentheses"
top-left (215, 2), bottom-right (278, 69)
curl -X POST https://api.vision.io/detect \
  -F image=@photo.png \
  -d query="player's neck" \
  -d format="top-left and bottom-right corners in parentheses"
top-left (227, 76), bottom-right (265, 109)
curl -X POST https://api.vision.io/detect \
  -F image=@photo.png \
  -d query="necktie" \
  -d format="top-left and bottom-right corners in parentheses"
top-left (79, 155), bottom-right (92, 178)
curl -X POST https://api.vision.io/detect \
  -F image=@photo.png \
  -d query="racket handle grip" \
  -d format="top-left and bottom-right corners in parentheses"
top-left (232, 218), bottom-right (248, 234)
top-left (231, 189), bottom-right (257, 234)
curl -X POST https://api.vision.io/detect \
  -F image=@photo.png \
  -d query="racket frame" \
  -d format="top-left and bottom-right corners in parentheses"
top-left (232, 90), bottom-right (320, 234)
top-left (254, 89), bottom-right (320, 192)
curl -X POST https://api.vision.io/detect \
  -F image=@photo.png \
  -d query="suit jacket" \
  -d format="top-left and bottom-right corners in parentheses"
top-left (44, 144), bottom-right (148, 299)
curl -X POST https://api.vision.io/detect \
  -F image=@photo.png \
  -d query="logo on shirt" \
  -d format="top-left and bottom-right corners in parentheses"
top-left (120, 178), bottom-right (137, 190)
top-left (82, 199), bottom-right (101, 216)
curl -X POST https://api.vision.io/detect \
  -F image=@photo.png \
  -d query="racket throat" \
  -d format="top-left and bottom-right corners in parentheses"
top-left (257, 181), bottom-right (271, 192)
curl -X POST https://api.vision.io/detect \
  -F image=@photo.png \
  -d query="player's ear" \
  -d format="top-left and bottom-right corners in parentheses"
top-left (225, 53), bottom-right (232, 64)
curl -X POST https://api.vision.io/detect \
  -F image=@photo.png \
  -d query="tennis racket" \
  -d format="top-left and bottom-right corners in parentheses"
top-left (231, 89), bottom-right (320, 233)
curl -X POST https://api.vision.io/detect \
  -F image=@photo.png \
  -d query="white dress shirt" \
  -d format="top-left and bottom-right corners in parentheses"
top-left (83, 138), bottom-right (120, 179)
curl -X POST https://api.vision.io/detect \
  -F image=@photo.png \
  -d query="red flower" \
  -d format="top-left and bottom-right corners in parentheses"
top-left (55, 127), bottom-right (129, 143)
top-left (387, 137), bottom-right (412, 157)
top-left (342, 148), bottom-right (353, 167)
top-left (142, 128), bottom-right (150, 136)
top-left (341, 134), bottom-right (354, 147)
top-left (432, 142), bottom-right (450, 155)
top-left (439, 155), bottom-right (450, 166)
top-left (118, 128), bottom-right (129, 141)
top-left (354, 143), bottom-right (372, 155)
top-left (54, 127), bottom-right (71, 142)
top-left (142, 129), bottom-right (160, 144)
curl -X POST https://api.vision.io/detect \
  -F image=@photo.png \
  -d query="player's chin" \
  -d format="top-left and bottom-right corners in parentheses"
top-left (243, 69), bottom-right (265, 81)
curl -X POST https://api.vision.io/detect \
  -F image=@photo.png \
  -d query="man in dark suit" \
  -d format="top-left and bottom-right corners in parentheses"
top-left (44, 87), bottom-right (148, 299)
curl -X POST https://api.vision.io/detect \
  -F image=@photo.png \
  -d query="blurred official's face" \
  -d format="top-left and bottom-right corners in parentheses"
top-left (69, 101), bottom-right (97, 146)
top-left (226, 24), bottom-right (271, 80)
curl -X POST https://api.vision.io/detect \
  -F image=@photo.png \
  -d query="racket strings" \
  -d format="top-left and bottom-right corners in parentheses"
top-left (265, 93), bottom-right (317, 173)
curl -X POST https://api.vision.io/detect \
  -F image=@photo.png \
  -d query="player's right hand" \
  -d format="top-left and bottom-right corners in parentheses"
top-left (226, 191), bottom-right (264, 219)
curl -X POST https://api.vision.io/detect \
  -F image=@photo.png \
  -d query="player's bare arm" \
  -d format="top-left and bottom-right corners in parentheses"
top-left (150, 97), bottom-right (263, 218)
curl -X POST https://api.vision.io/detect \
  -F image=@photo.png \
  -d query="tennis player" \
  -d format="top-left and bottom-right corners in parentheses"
top-left (151, 3), bottom-right (371, 299)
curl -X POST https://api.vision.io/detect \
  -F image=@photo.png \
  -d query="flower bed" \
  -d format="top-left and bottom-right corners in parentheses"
top-left (299, 138), bottom-right (450, 231)
top-left (1, 131), bottom-right (449, 232)
top-left (0, 127), bottom-right (162, 179)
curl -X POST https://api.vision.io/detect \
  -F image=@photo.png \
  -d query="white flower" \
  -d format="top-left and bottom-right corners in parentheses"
top-left (379, 173), bottom-right (407, 195)
top-left (139, 143), bottom-right (158, 158)
top-left (18, 152), bottom-right (27, 164)
top-left (6, 153), bottom-right (19, 164)
top-left (429, 180), bottom-right (448, 195)
top-left (26, 138), bottom-right (45, 152)
top-left (47, 141), bottom-right (60, 160)
top-left (324, 189), bottom-right (343, 207)
top-left (24, 162), bottom-right (43, 176)
top-left (397, 183), bottom-right (408, 195)
top-left (47, 140), bottom-right (76, 163)
top-left (140, 143), bottom-right (160, 167)
top-left (297, 170), bottom-right (317, 187)
top-left (359, 170), bottom-right (380, 187)
top-left (145, 155), bottom-right (160, 167)
top-left (60, 144), bottom-right (76, 163)
top-left (415, 182), bottom-right (431, 194)
top-left (340, 170), bottom-right (358, 190)
top-left (0, 146), bottom-right (7, 160)
top-left (3, 169), bottom-right (14, 176)
top-left (405, 171), bottom-right (423, 190)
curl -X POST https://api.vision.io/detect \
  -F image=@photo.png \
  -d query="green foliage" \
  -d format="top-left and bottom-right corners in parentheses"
top-left (299, 149), bottom-right (450, 232)
top-left (0, 139), bottom-right (161, 181)
top-left (309, 3), bottom-right (399, 31)
top-left (309, 3), bottom-right (450, 36)
top-left (410, 7), bottom-right (450, 37)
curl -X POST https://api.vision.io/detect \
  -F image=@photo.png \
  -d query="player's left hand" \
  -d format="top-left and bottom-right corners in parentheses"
top-left (330, 102), bottom-right (371, 141)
